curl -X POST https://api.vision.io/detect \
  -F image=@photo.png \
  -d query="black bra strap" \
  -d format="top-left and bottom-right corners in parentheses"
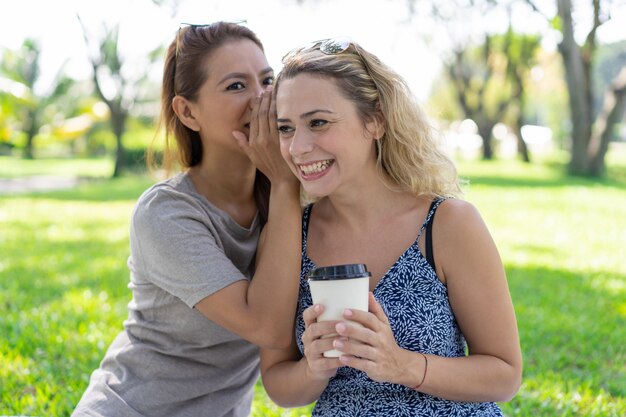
top-left (425, 200), bottom-right (438, 271)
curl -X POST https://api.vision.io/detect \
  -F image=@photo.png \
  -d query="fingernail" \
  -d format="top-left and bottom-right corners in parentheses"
top-left (336, 323), bottom-right (346, 333)
top-left (314, 304), bottom-right (321, 312)
top-left (333, 340), bottom-right (344, 348)
top-left (344, 309), bottom-right (353, 317)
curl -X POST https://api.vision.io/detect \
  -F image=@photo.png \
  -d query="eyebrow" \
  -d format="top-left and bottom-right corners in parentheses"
top-left (218, 67), bottom-right (274, 85)
top-left (277, 109), bottom-right (334, 123)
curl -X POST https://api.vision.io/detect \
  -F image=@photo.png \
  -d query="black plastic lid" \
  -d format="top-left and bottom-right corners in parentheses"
top-left (307, 264), bottom-right (371, 281)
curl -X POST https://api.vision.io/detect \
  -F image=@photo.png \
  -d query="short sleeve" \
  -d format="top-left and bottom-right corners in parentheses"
top-left (129, 186), bottom-right (249, 308)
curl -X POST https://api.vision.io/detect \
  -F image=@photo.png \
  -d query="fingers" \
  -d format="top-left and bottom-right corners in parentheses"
top-left (333, 337), bottom-right (375, 360)
top-left (304, 334), bottom-right (339, 357)
top-left (267, 87), bottom-right (278, 137)
top-left (338, 353), bottom-right (374, 375)
top-left (302, 304), bottom-right (324, 327)
top-left (249, 88), bottom-right (274, 146)
top-left (368, 292), bottom-right (389, 325)
top-left (335, 321), bottom-right (377, 346)
top-left (341, 310), bottom-right (381, 333)
top-left (248, 94), bottom-right (261, 142)
top-left (302, 304), bottom-right (343, 380)
top-left (231, 130), bottom-right (248, 148)
top-left (304, 321), bottom-right (340, 341)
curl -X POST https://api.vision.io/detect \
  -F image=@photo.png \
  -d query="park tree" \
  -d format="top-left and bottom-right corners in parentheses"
top-left (407, 0), bottom-right (544, 160)
top-left (527, 0), bottom-right (626, 176)
top-left (0, 39), bottom-right (75, 159)
top-left (78, 16), bottom-right (163, 177)
top-left (79, 19), bottom-right (131, 177)
top-left (500, 28), bottom-right (542, 162)
top-left (445, 34), bottom-right (513, 159)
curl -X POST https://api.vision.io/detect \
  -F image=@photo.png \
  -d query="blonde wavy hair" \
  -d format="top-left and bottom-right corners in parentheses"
top-left (277, 40), bottom-right (462, 199)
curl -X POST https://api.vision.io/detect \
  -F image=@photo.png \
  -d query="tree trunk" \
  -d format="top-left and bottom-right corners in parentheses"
top-left (515, 117), bottom-right (531, 163)
top-left (111, 109), bottom-right (127, 178)
top-left (588, 66), bottom-right (626, 176)
top-left (557, 0), bottom-right (594, 175)
top-left (22, 108), bottom-right (38, 159)
top-left (477, 120), bottom-right (494, 159)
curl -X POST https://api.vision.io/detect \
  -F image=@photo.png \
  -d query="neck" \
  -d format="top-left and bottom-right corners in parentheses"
top-left (188, 150), bottom-right (258, 226)
top-left (321, 172), bottom-right (411, 230)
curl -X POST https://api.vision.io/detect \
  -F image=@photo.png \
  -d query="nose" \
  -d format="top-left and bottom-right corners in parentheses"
top-left (247, 82), bottom-right (269, 110)
top-left (289, 129), bottom-right (315, 158)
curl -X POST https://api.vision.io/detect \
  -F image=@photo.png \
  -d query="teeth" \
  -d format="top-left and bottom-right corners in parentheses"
top-left (299, 160), bottom-right (332, 175)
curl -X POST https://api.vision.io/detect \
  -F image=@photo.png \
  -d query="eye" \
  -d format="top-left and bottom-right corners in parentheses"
top-left (278, 125), bottom-right (294, 136)
top-left (263, 76), bottom-right (275, 86)
top-left (310, 119), bottom-right (328, 128)
top-left (226, 81), bottom-right (245, 91)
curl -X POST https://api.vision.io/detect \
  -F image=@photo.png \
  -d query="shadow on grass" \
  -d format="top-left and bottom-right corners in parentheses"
top-left (458, 159), bottom-right (626, 190)
top-left (465, 174), bottom-right (626, 190)
top-left (1, 175), bottom-right (156, 202)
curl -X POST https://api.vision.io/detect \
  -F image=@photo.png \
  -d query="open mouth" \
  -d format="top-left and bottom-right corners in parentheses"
top-left (298, 159), bottom-right (334, 176)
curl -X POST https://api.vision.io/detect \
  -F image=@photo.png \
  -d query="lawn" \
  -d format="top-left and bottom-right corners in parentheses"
top-left (0, 152), bottom-right (624, 416)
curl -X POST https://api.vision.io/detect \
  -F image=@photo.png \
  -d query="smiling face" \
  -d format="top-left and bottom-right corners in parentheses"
top-left (276, 73), bottom-right (380, 198)
top-left (185, 38), bottom-right (274, 153)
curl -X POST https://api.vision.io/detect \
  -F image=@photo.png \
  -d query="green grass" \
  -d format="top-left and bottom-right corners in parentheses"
top-left (0, 155), bottom-right (115, 179)
top-left (1, 152), bottom-right (625, 416)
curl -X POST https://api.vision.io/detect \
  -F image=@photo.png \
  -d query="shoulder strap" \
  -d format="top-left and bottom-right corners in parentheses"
top-left (301, 204), bottom-right (313, 255)
top-left (425, 201), bottom-right (437, 270)
top-left (422, 198), bottom-right (445, 271)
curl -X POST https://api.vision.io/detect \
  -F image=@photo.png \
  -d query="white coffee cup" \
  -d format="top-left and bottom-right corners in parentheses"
top-left (307, 264), bottom-right (371, 357)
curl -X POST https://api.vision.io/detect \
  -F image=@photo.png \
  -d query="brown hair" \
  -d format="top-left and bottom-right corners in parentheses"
top-left (149, 22), bottom-right (270, 224)
top-left (277, 41), bottom-right (461, 199)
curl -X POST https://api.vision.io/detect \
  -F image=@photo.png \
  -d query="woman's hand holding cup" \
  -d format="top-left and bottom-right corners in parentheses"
top-left (301, 304), bottom-right (342, 381)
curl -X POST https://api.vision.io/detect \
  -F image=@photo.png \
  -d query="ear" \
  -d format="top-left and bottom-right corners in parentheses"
top-left (365, 111), bottom-right (386, 141)
top-left (172, 96), bottom-right (201, 132)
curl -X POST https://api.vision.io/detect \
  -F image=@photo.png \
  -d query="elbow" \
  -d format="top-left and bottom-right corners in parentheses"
top-left (496, 362), bottom-right (523, 402)
top-left (264, 387), bottom-right (310, 409)
top-left (250, 327), bottom-right (293, 350)
top-left (266, 392), bottom-right (299, 409)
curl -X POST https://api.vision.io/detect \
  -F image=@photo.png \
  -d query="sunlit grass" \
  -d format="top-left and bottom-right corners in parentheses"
top-left (456, 157), bottom-right (625, 417)
top-left (0, 155), bottom-right (115, 178)
top-left (1, 154), bottom-right (625, 416)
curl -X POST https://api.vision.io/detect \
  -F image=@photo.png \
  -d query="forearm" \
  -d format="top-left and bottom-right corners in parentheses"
top-left (262, 356), bottom-right (329, 408)
top-left (396, 349), bottom-right (522, 402)
top-left (246, 182), bottom-right (301, 346)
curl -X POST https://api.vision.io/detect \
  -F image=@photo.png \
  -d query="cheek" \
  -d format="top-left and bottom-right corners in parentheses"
top-left (279, 139), bottom-right (291, 160)
top-left (279, 139), bottom-right (299, 174)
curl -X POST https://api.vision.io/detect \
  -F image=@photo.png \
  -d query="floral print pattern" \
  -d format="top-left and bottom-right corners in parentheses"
top-left (294, 200), bottom-right (503, 416)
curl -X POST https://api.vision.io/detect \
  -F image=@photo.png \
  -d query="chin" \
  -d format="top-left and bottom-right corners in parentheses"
top-left (302, 186), bottom-right (330, 199)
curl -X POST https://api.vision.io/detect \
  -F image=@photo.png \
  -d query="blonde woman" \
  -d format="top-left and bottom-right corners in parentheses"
top-left (259, 38), bottom-right (522, 416)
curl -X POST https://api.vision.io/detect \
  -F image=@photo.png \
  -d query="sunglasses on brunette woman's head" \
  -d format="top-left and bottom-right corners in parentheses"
top-left (172, 20), bottom-right (247, 95)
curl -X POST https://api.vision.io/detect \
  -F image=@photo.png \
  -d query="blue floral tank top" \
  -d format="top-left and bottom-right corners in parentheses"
top-left (294, 200), bottom-right (504, 416)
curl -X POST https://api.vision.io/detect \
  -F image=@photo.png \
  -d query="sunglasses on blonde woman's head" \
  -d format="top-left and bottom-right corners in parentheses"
top-left (281, 37), bottom-right (354, 63)
top-left (281, 37), bottom-right (379, 92)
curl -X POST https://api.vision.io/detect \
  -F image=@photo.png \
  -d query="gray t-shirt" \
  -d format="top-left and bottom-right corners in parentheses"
top-left (73, 172), bottom-right (261, 417)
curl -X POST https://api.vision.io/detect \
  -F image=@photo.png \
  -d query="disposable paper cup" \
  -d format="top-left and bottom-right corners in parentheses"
top-left (307, 264), bottom-right (371, 357)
